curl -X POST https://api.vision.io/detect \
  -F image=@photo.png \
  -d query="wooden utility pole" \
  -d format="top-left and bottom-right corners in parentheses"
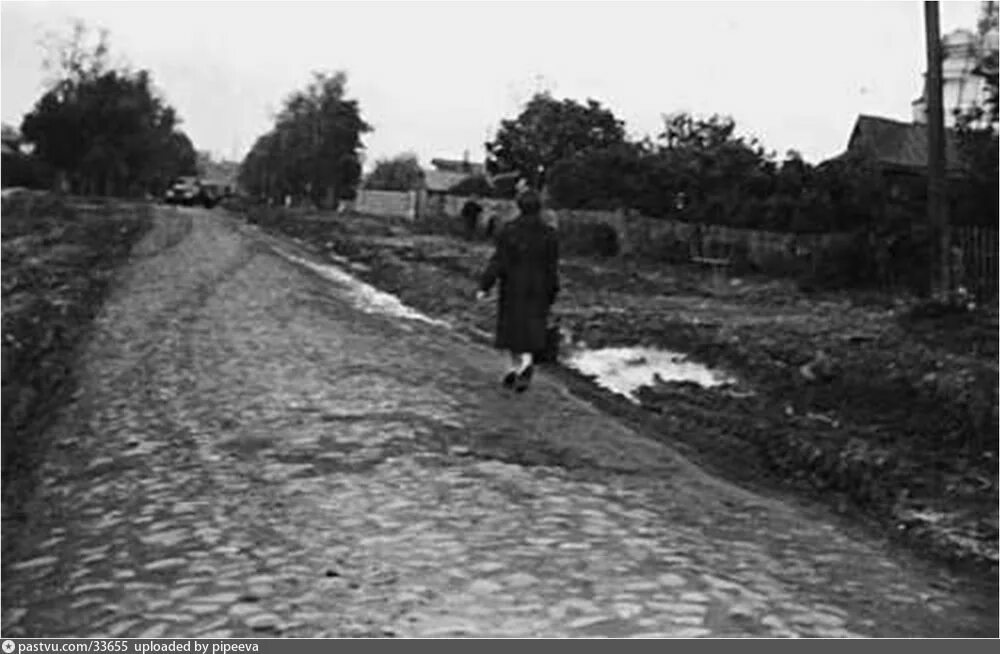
top-left (924, 1), bottom-right (951, 296)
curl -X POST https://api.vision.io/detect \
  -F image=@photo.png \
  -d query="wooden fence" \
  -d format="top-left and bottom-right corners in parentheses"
top-left (352, 189), bottom-right (419, 220)
top-left (952, 226), bottom-right (999, 299)
top-left (361, 189), bottom-right (997, 297)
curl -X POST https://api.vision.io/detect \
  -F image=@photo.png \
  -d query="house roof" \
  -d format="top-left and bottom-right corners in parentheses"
top-left (844, 114), bottom-right (969, 175)
top-left (430, 158), bottom-right (486, 175)
top-left (423, 169), bottom-right (472, 192)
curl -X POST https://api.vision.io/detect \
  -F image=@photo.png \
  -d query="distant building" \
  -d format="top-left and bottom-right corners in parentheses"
top-left (421, 154), bottom-right (485, 194)
top-left (830, 114), bottom-right (989, 226)
top-left (842, 115), bottom-right (968, 180)
top-left (829, 8), bottom-right (997, 213)
top-left (423, 168), bottom-right (475, 195)
top-left (428, 156), bottom-right (486, 176)
top-left (418, 153), bottom-right (482, 208)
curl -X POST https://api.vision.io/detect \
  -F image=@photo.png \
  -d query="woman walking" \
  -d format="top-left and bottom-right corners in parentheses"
top-left (476, 189), bottom-right (560, 392)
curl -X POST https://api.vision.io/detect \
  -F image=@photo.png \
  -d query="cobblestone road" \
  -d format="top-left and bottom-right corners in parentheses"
top-left (2, 208), bottom-right (995, 638)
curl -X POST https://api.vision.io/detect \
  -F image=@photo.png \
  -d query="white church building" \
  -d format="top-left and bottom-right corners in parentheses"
top-left (911, 20), bottom-right (999, 128)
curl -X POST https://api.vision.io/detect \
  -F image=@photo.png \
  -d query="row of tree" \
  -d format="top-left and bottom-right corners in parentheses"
top-left (476, 2), bottom-right (997, 232)
top-left (355, 83), bottom-right (992, 234)
top-left (237, 72), bottom-right (370, 207)
top-left (9, 23), bottom-right (198, 196)
top-left (478, 91), bottom-right (997, 233)
top-left (240, 4), bottom-right (996, 235)
top-left (350, 86), bottom-right (996, 235)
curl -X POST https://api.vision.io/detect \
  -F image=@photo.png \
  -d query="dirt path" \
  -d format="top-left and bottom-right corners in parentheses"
top-left (1, 208), bottom-right (995, 638)
top-left (239, 209), bottom-right (996, 574)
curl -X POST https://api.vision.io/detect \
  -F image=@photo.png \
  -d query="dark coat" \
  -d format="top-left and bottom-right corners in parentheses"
top-left (479, 211), bottom-right (560, 353)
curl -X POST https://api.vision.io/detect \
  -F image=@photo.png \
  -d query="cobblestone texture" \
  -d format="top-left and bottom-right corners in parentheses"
top-left (1, 208), bottom-right (995, 638)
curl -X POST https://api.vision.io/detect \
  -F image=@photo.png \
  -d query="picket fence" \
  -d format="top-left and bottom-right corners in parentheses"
top-left (952, 225), bottom-right (999, 298)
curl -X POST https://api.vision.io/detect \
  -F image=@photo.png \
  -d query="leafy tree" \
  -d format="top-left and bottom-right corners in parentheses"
top-left (2, 123), bottom-right (53, 189)
top-left (547, 142), bottom-right (648, 210)
top-left (239, 71), bottom-right (371, 206)
top-left (364, 153), bottom-right (424, 191)
top-left (485, 92), bottom-right (627, 188)
top-left (953, 127), bottom-right (998, 228)
top-left (627, 113), bottom-right (775, 222)
top-left (19, 21), bottom-right (197, 196)
top-left (543, 109), bottom-right (897, 235)
top-left (658, 112), bottom-right (743, 151)
top-left (954, 1), bottom-right (999, 228)
top-left (975, 0), bottom-right (999, 125)
top-left (2, 124), bottom-right (22, 150)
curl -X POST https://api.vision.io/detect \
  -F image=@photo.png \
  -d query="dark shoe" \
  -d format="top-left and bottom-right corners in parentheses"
top-left (514, 365), bottom-right (534, 393)
top-left (502, 371), bottom-right (517, 389)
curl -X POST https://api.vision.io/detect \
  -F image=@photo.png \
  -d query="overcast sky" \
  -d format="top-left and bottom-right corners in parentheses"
top-left (0, 1), bottom-right (985, 168)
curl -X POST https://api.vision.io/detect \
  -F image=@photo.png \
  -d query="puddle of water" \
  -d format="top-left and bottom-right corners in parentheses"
top-left (1, 187), bottom-right (34, 198)
top-left (563, 346), bottom-right (734, 403)
top-left (279, 250), bottom-right (449, 328)
top-left (277, 248), bottom-right (738, 405)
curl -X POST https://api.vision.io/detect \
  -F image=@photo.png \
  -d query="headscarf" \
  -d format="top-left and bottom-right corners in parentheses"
top-left (516, 189), bottom-right (542, 216)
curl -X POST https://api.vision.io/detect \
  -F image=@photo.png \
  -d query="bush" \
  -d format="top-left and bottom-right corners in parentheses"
top-left (799, 233), bottom-right (874, 291)
top-left (365, 154), bottom-right (424, 191)
top-left (558, 220), bottom-right (621, 257)
top-left (543, 115), bottom-right (901, 237)
top-left (2, 151), bottom-right (54, 190)
top-left (548, 145), bottom-right (646, 211)
top-left (587, 223), bottom-right (620, 257)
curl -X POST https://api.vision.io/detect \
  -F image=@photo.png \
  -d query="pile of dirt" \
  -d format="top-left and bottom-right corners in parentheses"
top-left (239, 206), bottom-right (998, 575)
top-left (1, 192), bottom-right (153, 521)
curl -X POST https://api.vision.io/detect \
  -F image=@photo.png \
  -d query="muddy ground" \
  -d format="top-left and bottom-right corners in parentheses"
top-left (236, 205), bottom-right (998, 578)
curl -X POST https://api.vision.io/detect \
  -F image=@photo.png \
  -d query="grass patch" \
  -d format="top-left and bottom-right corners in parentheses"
top-left (1, 191), bottom-right (153, 519)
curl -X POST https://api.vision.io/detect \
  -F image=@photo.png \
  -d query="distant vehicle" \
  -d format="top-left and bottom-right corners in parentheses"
top-left (164, 177), bottom-right (219, 208)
